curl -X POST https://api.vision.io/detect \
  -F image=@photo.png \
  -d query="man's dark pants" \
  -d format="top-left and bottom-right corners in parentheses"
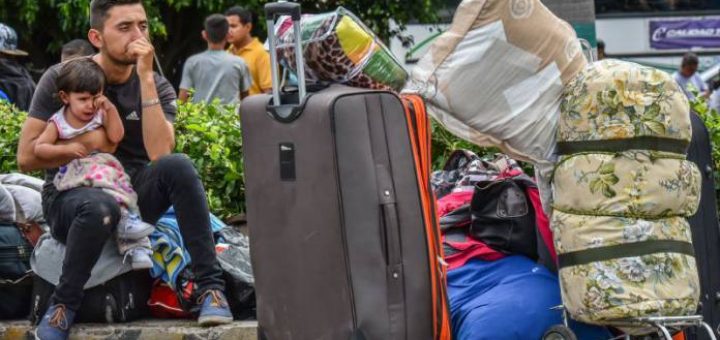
top-left (45, 153), bottom-right (225, 311)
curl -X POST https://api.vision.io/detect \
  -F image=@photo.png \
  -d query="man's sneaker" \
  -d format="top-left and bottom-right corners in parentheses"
top-left (198, 290), bottom-right (233, 326)
top-left (129, 247), bottom-right (154, 270)
top-left (119, 213), bottom-right (155, 239)
top-left (34, 304), bottom-right (75, 340)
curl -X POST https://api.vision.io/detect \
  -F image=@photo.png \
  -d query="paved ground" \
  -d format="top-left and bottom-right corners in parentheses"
top-left (0, 319), bottom-right (257, 340)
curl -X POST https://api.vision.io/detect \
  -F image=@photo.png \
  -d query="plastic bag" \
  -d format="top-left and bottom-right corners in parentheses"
top-left (275, 7), bottom-right (408, 91)
top-left (215, 227), bottom-right (255, 319)
top-left (406, 0), bottom-right (587, 164)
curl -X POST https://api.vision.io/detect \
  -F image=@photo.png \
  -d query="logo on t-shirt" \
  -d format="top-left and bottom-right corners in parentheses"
top-left (126, 111), bottom-right (140, 121)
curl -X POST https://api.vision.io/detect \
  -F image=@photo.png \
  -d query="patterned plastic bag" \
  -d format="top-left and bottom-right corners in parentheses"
top-left (275, 7), bottom-right (407, 91)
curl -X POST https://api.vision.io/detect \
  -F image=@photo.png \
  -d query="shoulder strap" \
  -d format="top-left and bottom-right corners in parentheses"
top-left (12, 198), bottom-right (27, 225)
top-left (510, 173), bottom-right (537, 190)
top-left (439, 204), bottom-right (471, 232)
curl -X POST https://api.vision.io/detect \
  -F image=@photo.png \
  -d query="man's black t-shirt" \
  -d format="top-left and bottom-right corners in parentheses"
top-left (28, 60), bottom-right (177, 210)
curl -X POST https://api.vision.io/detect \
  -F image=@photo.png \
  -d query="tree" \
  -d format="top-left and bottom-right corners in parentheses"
top-left (0, 0), bottom-right (443, 86)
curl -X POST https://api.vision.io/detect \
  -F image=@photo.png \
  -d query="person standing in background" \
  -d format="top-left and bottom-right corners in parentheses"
top-left (0, 23), bottom-right (36, 111)
top-left (179, 14), bottom-right (251, 105)
top-left (225, 6), bottom-right (271, 96)
top-left (61, 39), bottom-right (96, 62)
top-left (709, 79), bottom-right (720, 113)
top-left (674, 52), bottom-right (709, 100)
top-left (596, 40), bottom-right (606, 60)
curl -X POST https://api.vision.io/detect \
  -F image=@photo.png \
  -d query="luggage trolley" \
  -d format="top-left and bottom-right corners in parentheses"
top-left (541, 39), bottom-right (717, 340)
top-left (543, 304), bottom-right (717, 340)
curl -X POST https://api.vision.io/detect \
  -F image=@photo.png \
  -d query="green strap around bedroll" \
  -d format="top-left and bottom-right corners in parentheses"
top-left (556, 136), bottom-right (689, 155)
top-left (558, 240), bottom-right (695, 269)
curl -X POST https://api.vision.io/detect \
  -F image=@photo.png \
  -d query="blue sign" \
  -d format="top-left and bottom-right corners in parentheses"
top-left (650, 18), bottom-right (720, 50)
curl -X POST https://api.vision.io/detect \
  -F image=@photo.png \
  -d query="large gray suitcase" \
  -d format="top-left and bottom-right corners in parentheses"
top-left (240, 3), bottom-right (449, 340)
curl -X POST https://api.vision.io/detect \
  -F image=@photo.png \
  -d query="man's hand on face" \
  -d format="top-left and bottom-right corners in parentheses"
top-left (127, 37), bottom-right (155, 78)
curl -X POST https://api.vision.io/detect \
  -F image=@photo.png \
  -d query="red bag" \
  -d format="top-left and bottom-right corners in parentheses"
top-left (16, 221), bottom-right (44, 247)
top-left (147, 280), bottom-right (193, 319)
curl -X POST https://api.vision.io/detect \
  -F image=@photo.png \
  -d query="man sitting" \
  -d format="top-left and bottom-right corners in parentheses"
top-left (18, 1), bottom-right (233, 339)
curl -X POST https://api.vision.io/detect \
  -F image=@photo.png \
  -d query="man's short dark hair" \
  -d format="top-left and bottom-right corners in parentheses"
top-left (61, 39), bottom-right (95, 60)
top-left (204, 14), bottom-right (229, 44)
top-left (682, 52), bottom-right (699, 67)
top-left (224, 6), bottom-right (253, 25)
top-left (90, 0), bottom-right (142, 30)
top-left (57, 58), bottom-right (106, 95)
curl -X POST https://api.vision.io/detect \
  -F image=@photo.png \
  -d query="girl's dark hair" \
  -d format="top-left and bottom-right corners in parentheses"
top-left (57, 58), bottom-right (106, 95)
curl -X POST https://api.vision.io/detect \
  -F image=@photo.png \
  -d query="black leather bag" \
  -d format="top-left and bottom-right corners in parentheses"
top-left (470, 178), bottom-right (538, 260)
top-left (0, 223), bottom-right (33, 319)
top-left (30, 270), bottom-right (152, 324)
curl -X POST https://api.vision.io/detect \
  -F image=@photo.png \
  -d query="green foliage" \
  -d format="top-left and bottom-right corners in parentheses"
top-left (430, 119), bottom-right (534, 175)
top-left (0, 0), bottom-right (167, 51)
top-left (689, 91), bottom-right (720, 190)
top-left (0, 99), bottom-right (246, 218)
top-left (1, 98), bottom-right (531, 218)
top-left (174, 100), bottom-right (244, 219)
top-left (1, 0), bottom-right (443, 82)
top-left (431, 118), bottom-right (491, 170)
top-left (171, 106), bottom-right (534, 218)
top-left (0, 101), bottom-right (26, 174)
top-left (298, 0), bottom-right (442, 39)
top-left (1, 0), bottom-right (441, 41)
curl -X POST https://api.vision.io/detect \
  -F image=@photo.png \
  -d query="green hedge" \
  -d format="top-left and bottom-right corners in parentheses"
top-left (3, 93), bottom-right (718, 219)
top-left (692, 96), bottom-right (720, 163)
top-left (690, 92), bottom-right (720, 194)
top-left (0, 99), bottom-right (523, 218)
top-left (0, 101), bottom-right (26, 174)
top-left (0, 100), bottom-right (247, 219)
top-left (174, 100), bottom-right (244, 219)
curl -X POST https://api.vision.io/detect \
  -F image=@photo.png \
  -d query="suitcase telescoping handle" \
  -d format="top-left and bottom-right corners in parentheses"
top-left (265, 2), bottom-right (307, 122)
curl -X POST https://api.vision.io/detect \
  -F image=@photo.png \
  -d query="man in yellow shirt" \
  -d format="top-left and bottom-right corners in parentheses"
top-left (225, 6), bottom-right (271, 96)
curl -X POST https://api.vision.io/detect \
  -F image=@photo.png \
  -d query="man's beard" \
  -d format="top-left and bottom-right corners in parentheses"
top-left (104, 47), bottom-right (137, 66)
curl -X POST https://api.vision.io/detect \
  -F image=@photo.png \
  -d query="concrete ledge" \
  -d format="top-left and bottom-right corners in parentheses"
top-left (0, 320), bottom-right (257, 340)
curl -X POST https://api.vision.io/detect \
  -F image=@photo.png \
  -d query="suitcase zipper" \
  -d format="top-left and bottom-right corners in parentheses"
top-left (402, 94), bottom-right (452, 339)
top-left (0, 245), bottom-right (32, 260)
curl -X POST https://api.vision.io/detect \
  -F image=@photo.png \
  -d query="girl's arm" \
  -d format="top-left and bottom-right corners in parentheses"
top-left (97, 95), bottom-right (124, 144)
top-left (34, 122), bottom-right (88, 161)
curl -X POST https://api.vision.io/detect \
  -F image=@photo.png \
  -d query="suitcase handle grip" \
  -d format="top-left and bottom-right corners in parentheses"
top-left (265, 2), bottom-right (307, 118)
top-left (265, 2), bottom-right (301, 20)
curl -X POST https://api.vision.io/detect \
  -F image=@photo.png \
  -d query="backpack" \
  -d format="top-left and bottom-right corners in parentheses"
top-left (29, 233), bottom-right (152, 324)
top-left (470, 175), bottom-right (539, 260)
top-left (30, 270), bottom-right (152, 324)
top-left (0, 173), bottom-right (46, 320)
top-left (433, 151), bottom-right (558, 271)
top-left (0, 223), bottom-right (33, 319)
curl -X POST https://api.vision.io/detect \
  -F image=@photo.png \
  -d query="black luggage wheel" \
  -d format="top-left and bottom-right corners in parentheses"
top-left (543, 325), bottom-right (578, 340)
